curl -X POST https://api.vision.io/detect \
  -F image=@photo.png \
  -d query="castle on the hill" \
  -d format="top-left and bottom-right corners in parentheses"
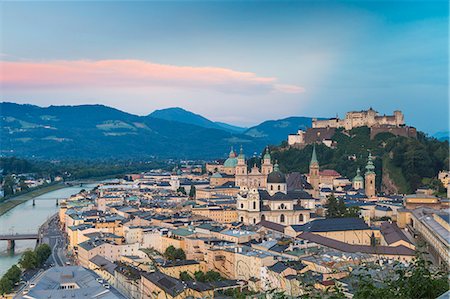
top-left (312, 108), bottom-right (404, 130)
top-left (288, 108), bottom-right (416, 147)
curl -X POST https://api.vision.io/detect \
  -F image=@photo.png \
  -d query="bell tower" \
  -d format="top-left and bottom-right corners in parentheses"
top-left (261, 146), bottom-right (273, 176)
top-left (235, 146), bottom-right (248, 187)
top-left (365, 152), bottom-right (376, 198)
top-left (309, 145), bottom-right (320, 198)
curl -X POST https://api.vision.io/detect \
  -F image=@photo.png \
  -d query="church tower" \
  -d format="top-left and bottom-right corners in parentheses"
top-left (352, 167), bottom-right (364, 190)
top-left (261, 146), bottom-right (273, 176)
top-left (235, 146), bottom-right (248, 187)
top-left (309, 145), bottom-right (320, 198)
top-left (365, 153), bottom-right (376, 198)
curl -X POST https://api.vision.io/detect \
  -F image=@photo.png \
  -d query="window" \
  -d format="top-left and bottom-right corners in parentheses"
top-left (253, 218), bottom-right (256, 224)
top-left (280, 214), bottom-right (285, 223)
top-left (299, 214), bottom-right (304, 222)
top-left (278, 185), bottom-right (281, 191)
top-left (240, 203), bottom-right (244, 209)
top-left (261, 215), bottom-right (266, 221)
top-left (270, 185), bottom-right (273, 191)
top-left (240, 217), bottom-right (244, 222)
top-left (280, 203), bottom-right (285, 210)
top-left (253, 202), bottom-right (256, 210)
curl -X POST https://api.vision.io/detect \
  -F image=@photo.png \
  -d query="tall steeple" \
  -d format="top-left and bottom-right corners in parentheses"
top-left (310, 145), bottom-right (319, 166)
top-left (365, 152), bottom-right (376, 198)
top-left (309, 145), bottom-right (320, 198)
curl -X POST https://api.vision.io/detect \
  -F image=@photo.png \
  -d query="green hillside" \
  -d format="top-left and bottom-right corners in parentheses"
top-left (272, 127), bottom-right (449, 194)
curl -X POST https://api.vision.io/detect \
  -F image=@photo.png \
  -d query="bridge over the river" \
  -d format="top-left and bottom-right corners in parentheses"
top-left (0, 233), bottom-right (39, 251)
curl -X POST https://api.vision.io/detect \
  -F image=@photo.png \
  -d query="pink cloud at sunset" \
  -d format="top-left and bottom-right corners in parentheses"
top-left (0, 59), bottom-right (304, 94)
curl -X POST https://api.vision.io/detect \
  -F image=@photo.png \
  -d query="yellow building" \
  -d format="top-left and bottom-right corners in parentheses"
top-left (159, 260), bottom-right (201, 278)
top-left (89, 255), bottom-right (117, 285)
top-left (404, 194), bottom-right (442, 210)
top-left (191, 205), bottom-right (238, 223)
top-left (141, 271), bottom-right (214, 299)
top-left (285, 217), bottom-right (381, 246)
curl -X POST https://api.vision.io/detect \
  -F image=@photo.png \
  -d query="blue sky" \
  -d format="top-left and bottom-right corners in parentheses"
top-left (0, 0), bottom-right (448, 133)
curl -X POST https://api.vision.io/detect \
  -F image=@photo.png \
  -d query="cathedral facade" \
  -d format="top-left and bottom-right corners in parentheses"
top-left (237, 163), bottom-right (315, 226)
top-left (235, 147), bottom-right (273, 188)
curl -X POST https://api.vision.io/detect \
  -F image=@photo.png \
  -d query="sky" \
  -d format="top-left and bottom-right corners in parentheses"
top-left (0, 0), bottom-right (448, 134)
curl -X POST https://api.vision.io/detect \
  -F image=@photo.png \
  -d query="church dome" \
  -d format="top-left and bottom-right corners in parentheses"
top-left (353, 168), bottom-right (364, 182)
top-left (267, 163), bottom-right (286, 183)
top-left (224, 147), bottom-right (238, 168)
top-left (224, 157), bottom-right (238, 168)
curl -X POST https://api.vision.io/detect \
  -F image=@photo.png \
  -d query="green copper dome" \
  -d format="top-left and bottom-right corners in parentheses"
top-left (353, 168), bottom-right (364, 182)
top-left (224, 146), bottom-right (238, 168)
top-left (263, 146), bottom-right (271, 160)
top-left (224, 157), bottom-right (238, 168)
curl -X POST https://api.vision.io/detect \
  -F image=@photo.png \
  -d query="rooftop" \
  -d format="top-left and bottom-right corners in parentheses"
top-left (16, 266), bottom-right (125, 299)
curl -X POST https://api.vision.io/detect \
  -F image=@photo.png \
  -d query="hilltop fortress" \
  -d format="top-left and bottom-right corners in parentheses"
top-left (289, 108), bottom-right (417, 147)
top-left (312, 108), bottom-right (404, 130)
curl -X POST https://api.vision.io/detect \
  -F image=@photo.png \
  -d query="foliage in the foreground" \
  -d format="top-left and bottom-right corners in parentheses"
top-left (354, 258), bottom-right (449, 299)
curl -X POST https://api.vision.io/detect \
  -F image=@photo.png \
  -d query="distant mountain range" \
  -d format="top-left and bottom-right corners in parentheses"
top-left (0, 103), bottom-right (316, 160)
top-left (149, 107), bottom-right (247, 133)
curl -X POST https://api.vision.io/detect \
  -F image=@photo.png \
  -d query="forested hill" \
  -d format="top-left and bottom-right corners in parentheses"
top-left (271, 127), bottom-right (449, 194)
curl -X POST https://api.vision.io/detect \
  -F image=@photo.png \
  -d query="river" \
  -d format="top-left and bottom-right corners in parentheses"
top-left (0, 184), bottom-right (96, 276)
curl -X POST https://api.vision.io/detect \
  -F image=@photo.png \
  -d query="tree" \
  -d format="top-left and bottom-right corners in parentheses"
top-left (354, 257), bottom-right (448, 299)
top-left (36, 244), bottom-right (51, 266)
top-left (164, 246), bottom-right (186, 261)
top-left (19, 250), bottom-right (38, 270)
top-left (177, 187), bottom-right (186, 195)
top-left (189, 184), bottom-right (196, 199)
top-left (194, 271), bottom-right (205, 282)
top-left (174, 248), bottom-right (186, 260)
top-left (0, 277), bottom-right (13, 295)
top-left (204, 270), bottom-right (223, 282)
top-left (337, 198), bottom-right (346, 217)
top-left (3, 175), bottom-right (15, 196)
top-left (325, 195), bottom-right (339, 218)
top-left (326, 195), bottom-right (360, 218)
top-left (5, 265), bottom-right (21, 284)
top-left (180, 271), bottom-right (193, 281)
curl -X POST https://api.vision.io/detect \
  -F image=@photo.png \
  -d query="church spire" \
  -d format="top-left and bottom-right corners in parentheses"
top-left (310, 145), bottom-right (319, 166)
top-left (365, 152), bottom-right (375, 174)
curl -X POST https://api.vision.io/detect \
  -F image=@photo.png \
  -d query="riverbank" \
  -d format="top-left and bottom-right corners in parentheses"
top-left (0, 183), bottom-right (66, 216)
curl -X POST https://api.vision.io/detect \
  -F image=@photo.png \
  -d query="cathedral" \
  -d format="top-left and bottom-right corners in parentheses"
top-left (235, 146), bottom-right (273, 188)
top-left (207, 146), bottom-right (273, 188)
top-left (236, 162), bottom-right (316, 226)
